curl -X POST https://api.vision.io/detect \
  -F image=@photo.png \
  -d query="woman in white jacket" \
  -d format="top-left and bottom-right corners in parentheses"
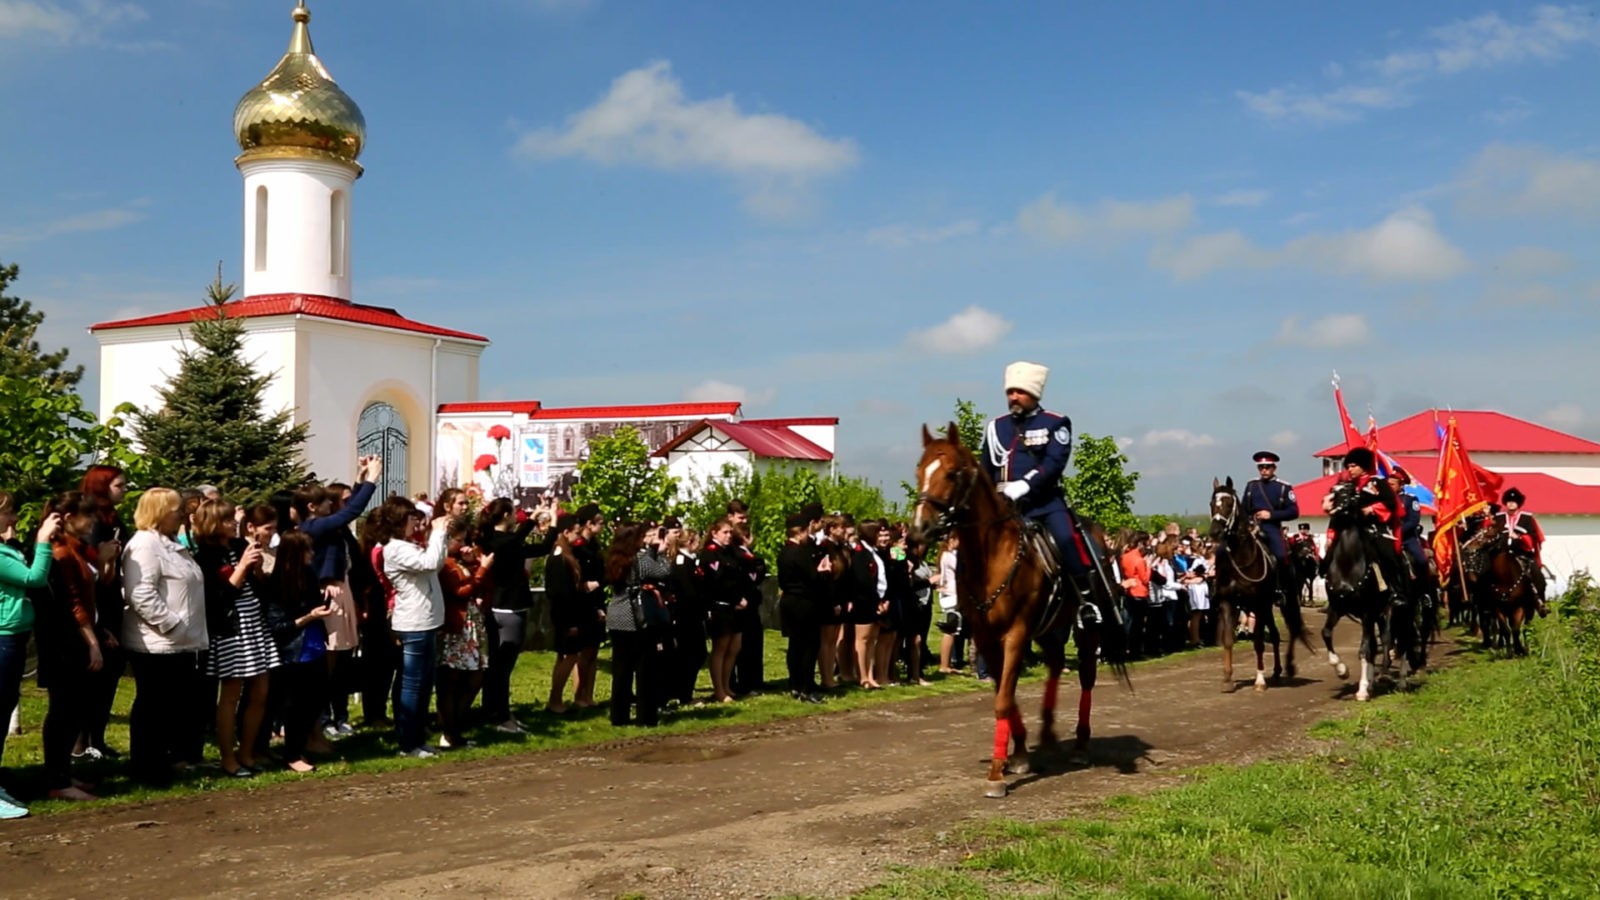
top-left (381, 500), bottom-right (448, 758)
top-left (121, 487), bottom-right (207, 785)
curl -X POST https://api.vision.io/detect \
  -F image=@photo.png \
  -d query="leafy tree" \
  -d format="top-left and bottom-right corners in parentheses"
top-left (683, 464), bottom-right (894, 567)
top-left (571, 426), bottom-right (678, 526)
top-left (1063, 432), bottom-right (1140, 531)
top-left (0, 374), bottom-right (146, 523)
top-left (0, 260), bottom-right (84, 390)
top-left (131, 270), bottom-right (310, 503)
top-left (952, 397), bottom-right (985, 452)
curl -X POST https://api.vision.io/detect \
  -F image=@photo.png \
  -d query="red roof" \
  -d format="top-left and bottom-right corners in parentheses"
top-left (528, 402), bottom-right (741, 421)
top-left (1313, 410), bottom-right (1600, 458)
top-left (1293, 454), bottom-right (1600, 516)
top-left (438, 401), bottom-right (543, 416)
top-left (89, 293), bottom-right (489, 343)
top-left (742, 416), bottom-right (840, 427)
top-left (653, 419), bottom-right (833, 462)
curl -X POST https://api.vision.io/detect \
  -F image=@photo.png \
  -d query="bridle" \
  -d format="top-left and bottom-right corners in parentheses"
top-left (914, 455), bottom-right (977, 541)
top-left (1211, 488), bottom-right (1269, 584)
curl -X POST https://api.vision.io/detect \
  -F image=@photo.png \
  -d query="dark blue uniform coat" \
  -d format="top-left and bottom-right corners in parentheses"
top-left (978, 408), bottom-right (1089, 578)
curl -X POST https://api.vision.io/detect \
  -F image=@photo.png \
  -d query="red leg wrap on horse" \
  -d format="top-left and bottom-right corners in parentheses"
top-left (993, 717), bottom-right (1012, 761)
top-left (1042, 676), bottom-right (1060, 713)
top-left (1076, 689), bottom-right (1093, 740)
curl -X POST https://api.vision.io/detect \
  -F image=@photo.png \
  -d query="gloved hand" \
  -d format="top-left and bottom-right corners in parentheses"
top-left (1000, 480), bottom-right (1030, 501)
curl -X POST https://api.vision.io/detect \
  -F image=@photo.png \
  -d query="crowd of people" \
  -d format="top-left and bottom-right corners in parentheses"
top-left (0, 458), bottom-right (978, 820)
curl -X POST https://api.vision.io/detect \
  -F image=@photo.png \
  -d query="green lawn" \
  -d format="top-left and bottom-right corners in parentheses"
top-left (3, 628), bottom-right (997, 814)
top-left (859, 590), bottom-right (1600, 899)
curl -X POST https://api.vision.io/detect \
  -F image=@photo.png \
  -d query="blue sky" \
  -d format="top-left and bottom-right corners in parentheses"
top-left (5, 1), bottom-right (1600, 512)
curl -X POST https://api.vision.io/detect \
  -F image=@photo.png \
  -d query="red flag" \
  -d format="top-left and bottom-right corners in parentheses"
top-left (1332, 374), bottom-right (1365, 451)
top-left (1433, 416), bottom-right (1494, 533)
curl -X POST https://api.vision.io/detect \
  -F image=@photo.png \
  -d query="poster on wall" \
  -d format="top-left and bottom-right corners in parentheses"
top-left (518, 428), bottom-right (548, 488)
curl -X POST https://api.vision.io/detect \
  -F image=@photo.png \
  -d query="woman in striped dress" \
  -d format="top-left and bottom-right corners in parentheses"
top-left (195, 499), bottom-right (280, 778)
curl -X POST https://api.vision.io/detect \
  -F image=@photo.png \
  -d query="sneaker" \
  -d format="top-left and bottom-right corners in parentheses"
top-left (72, 746), bottom-right (106, 762)
top-left (323, 725), bottom-right (342, 741)
top-left (0, 787), bottom-right (28, 820)
top-left (334, 721), bottom-right (355, 736)
top-left (397, 747), bottom-right (438, 760)
top-left (493, 722), bottom-right (525, 735)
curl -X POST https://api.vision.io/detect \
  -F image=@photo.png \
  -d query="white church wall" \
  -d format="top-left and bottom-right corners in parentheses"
top-left (240, 157), bottom-right (358, 301)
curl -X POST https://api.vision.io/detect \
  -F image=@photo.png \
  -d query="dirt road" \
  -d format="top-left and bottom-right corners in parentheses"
top-left (3, 626), bottom-right (1385, 899)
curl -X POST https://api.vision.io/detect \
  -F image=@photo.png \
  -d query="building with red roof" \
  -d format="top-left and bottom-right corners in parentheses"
top-left (1294, 410), bottom-right (1600, 589)
top-left (652, 418), bottom-right (839, 493)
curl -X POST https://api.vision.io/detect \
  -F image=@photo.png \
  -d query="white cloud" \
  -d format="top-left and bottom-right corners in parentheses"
top-left (514, 60), bottom-right (857, 218)
top-left (1540, 402), bottom-right (1587, 431)
top-left (905, 305), bottom-right (1013, 355)
top-left (1212, 189), bottom-right (1270, 208)
top-left (1457, 143), bottom-right (1600, 218)
top-left (1151, 206), bottom-right (1469, 282)
top-left (1133, 429), bottom-right (1218, 450)
top-left (682, 378), bottom-right (775, 407)
top-left (1493, 246), bottom-right (1571, 276)
top-left (1240, 6), bottom-right (1600, 124)
top-left (0, 199), bottom-right (148, 244)
top-left (1268, 429), bottom-right (1300, 449)
top-left (866, 219), bottom-right (980, 249)
top-left (0, 0), bottom-right (146, 44)
top-left (1274, 314), bottom-right (1371, 348)
top-left (1016, 191), bottom-right (1194, 244)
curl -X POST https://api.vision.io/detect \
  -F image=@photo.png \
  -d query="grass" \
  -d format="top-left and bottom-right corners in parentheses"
top-left (1, 626), bottom-right (1006, 815)
top-left (860, 602), bottom-right (1600, 899)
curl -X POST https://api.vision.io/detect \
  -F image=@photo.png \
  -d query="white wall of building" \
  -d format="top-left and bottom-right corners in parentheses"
top-left (1471, 453), bottom-right (1600, 487)
top-left (240, 156), bottom-right (359, 301)
top-left (667, 451), bottom-right (752, 497)
top-left (787, 424), bottom-right (835, 454)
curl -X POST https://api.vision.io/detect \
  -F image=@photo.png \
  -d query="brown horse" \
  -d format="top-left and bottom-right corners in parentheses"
top-left (1460, 518), bottom-right (1540, 656)
top-left (910, 423), bottom-right (1128, 798)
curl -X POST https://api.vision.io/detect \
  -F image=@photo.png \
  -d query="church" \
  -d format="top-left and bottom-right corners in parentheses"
top-left (88, 3), bottom-right (835, 504)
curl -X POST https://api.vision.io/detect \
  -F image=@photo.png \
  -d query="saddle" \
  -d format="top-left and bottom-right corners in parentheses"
top-left (1018, 517), bottom-right (1108, 635)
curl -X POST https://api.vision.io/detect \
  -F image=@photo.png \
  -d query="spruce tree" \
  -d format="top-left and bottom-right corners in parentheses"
top-left (0, 259), bottom-right (84, 390)
top-left (132, 267), bottom-right (311, 502)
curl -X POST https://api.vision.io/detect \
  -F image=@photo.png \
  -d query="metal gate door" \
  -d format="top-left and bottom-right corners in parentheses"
top-left (356, 402), bottom-right (408, 510)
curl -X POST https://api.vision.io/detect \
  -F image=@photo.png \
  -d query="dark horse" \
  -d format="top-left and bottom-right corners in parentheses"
top-left (1290, 538), bottom-right (1319, 607)
top-left (1209, 478), bottom-right (1312, 692)
top-left (911, 424), bottom-right (1129, 798)
top-left (1321, 480), bottom-right (1404, 700)
top-left (1460, 518), bottom-right (1539, 656)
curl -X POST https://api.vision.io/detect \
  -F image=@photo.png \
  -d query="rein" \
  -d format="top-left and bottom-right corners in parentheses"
top-left (916, 452), bottom-right (1034, 614)
top-left (1212, 490), bottom-right (1270, 585)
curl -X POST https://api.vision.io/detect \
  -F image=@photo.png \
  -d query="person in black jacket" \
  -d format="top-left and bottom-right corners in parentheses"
top-left (475, 497), bottom-right (553, 733)
top-left (544, 513), bottom-right (591, 714)
top-left (699, 518), bottom-right (747, 703)
top-left (849, 520), bottom-right (887, 689)
top-left (665, 522), bottom-right (706, 705)
top-left (568, 504), bottom-right (608, 708)
top-left (777, 512), bottom-right (831, 702)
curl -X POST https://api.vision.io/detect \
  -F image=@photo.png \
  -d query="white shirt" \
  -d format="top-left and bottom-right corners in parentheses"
top-left (383, 530), bottom-right (448, 632)
top-left (938, 549), bottom-right (959, 611)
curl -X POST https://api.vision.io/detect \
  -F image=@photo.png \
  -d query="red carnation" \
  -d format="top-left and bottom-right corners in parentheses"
top-left (487, 424), bottom-right (512, 442)
top-left (474, 454), bottom-right (499, 472)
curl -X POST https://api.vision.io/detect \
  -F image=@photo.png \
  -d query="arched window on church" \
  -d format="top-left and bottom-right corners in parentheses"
top-left (254, 186), bottom-right (269, 272)
top-left (356, 402), bottom-right (408, 509)
top-left (330, 190), bottom-right (347, 277)
top-left (562, 426), bottom-right (576, 458)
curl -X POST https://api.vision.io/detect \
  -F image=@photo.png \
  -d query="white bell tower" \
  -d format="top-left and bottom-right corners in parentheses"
top-left (233, 1), bottom-right (365, 300)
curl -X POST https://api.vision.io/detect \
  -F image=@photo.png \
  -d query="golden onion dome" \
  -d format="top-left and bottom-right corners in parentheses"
top-left (233, 2), bottom-right (365, 166)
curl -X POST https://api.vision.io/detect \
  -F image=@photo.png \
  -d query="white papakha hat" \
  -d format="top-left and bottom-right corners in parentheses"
top-left (1004, 361), bottom-right (1049, 400)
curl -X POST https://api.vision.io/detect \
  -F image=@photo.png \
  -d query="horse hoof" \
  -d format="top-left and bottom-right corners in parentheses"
top-left (1222, 681), bottom-right (1238, 694)
top-left (1335, 663), bottom-right (1349, 679)
top-left (1254, 681), bottom-right (1267, 694)
top-left (1355, 690), bottom-right (1370, 702)
top-left (1007, 755), bottom-right (1032, 776)
top-left (1067, 746), bottom-right (1090, 766)
top-left (984, 779), bottom-right (1008, 799)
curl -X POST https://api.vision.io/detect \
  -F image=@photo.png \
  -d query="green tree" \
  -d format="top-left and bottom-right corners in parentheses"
top-left (0, 260), bottom-right (84, 390)
top-left (571, 426), bottom-right (679, 526)
top-left (131, 270), bottom-right (310, 503)
top-left (952, 397), bottom-right (985, 451)
top-left (0, 374), bottom-right (146, 523)
top-left (1063, 432), bottom-right (1140, 531)
top-left (683, 464), bottom-right (894, 567)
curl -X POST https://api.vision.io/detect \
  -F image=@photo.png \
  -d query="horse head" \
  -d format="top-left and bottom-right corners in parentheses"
top-left (911, 422), bottom-right (984, 544)
top-left (1208, 476), bottom-right (1238, 541)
